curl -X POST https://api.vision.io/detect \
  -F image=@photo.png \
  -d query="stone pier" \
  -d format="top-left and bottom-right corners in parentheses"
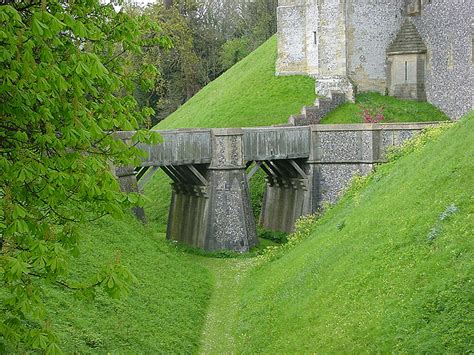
top-left (259, 159), bottom-right (312, 233)
top-left (165, 129), bottom-right (257, 252)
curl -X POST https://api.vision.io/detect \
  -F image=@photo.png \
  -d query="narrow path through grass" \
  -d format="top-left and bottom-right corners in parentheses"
top-left (197, 257), bottom-right (256, 353)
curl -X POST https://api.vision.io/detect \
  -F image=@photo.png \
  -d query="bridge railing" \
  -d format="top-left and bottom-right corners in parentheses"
top-left (243, 126), bottom-right (310, 161)
top-left (117, 129), bottom-right (212, 167)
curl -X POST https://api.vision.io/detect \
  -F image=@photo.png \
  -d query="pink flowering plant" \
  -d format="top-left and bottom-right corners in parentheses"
top-left (359, 105), bottom-right (385, 123)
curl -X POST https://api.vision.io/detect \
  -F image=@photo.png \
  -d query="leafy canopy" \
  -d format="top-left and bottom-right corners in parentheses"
top-left (0, 0), bottom-right (169, 352)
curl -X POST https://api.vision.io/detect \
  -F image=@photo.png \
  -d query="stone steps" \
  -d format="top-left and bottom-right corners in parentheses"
top-left (287, 91), bottom-right (346, 126)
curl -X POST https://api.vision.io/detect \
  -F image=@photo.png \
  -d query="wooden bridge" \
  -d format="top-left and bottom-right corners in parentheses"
top-left (115, 122), bottom-right (438, 252)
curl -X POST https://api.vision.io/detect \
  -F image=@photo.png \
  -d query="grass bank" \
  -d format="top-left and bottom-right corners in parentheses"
top-left (46, 217), bottom-right (212, 353)
top-left (235, 114), bottom-right (473, 352)
top-left (322, 92), bottom-right (448, 124)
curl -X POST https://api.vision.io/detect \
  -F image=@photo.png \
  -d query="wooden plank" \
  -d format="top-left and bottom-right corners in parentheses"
top-left (289, 160), bottom-right (307, 179)
top-left (138, 166), bottom-right (159, 190)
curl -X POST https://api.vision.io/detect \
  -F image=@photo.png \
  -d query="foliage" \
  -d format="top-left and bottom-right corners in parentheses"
top-left (256, 214), bottom-right (319, 263)
top-left (322, 92), bottom-right (449, 124)
top-left (248, 169), bottom-right (267, 220)
top-left (385, 122), bottom-right (452, 162)
top-left (235, 113), bottom-right (473, 352)
top-left (217, 0), bottom-right (277, 70)
top-left (126, 0), bottom-right (278, 124)
top-left (241, 0), bottom-right (278, 47)
top-left (257, 227), bottom-right (288, 244)
top-left (128, 1), bottom-right (219, 124)
top-left (220, 37), bottom-right (251, 71)
top-left (0, 0), bottom-right (169, 351)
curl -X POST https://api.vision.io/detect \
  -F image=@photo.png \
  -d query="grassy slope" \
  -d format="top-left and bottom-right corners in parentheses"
top-left (46, 216), bottom-right (212, 353)
top-left (322, 92), bottom-right (449, 124)
top-left (155, 36), bottom-right (316, 129)
top-left (235, 114), bottom-right (474, 352)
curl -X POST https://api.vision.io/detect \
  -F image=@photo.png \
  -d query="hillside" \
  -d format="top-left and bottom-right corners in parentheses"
top-left (233, 114), bottom-right (473, 352)
top-left (44, 217), bottom-right (212, 353)
top-left (155, 36), bottom-right (316, 129)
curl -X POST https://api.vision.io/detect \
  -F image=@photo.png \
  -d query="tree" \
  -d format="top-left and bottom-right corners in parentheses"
top-left (0, 0), bottom-right (169, 352)
top-left (129, 0), bottom-right (224, 124)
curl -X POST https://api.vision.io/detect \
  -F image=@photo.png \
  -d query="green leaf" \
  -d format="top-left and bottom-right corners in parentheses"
top-left (127, 193), bottom-right (139, 204)
top-left (71, 20), bottom-right (88, 38)
top-left (46, 342), bottom-right (63, 355)
top-left (6, 257), bottom-right (29, 280)
top-left (32, 17), bottom-right (46, 37)
top-left (12, 205), bottom-right (27, 218)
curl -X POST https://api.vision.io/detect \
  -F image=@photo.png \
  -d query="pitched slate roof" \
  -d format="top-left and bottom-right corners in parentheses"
top-left (387, 18), bottom-right (427, 55)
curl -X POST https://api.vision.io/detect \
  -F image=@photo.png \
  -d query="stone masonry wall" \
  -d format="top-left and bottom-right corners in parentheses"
top-left (412, 0), bottom-right (473, 119)
top-left (317, 0), bottom-right (347, 76)
top-left (346, 0), bottom-right (405, 93)
top-left (276, 0), bottom-right (307, 75)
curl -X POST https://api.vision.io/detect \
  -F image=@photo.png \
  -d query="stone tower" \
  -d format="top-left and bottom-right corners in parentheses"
top-left (276, 0), bottom-right (354, 101)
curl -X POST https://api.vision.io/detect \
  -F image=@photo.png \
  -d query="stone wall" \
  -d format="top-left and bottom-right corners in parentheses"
top-left (317, 0), bottom-right (347, 76)
top-left (346, 0), bottom-right (405, 93)
top-left (276, 0), bottom-right (308, 75)
top-left (412, 0), bottom-right (473, 119)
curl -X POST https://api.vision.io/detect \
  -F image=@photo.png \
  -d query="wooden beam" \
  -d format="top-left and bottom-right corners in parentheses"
top-left (246, 161), bottom-right (263, 182)
top-left (138, 166), bottom-right (159, 190)
top-left (289, 160), bottom-right (308, 179)
top-left (187, 165), bottom-right (208, 186)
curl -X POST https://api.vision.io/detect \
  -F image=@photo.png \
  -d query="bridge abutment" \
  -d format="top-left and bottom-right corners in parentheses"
top-left (308, 125), bottom-right (383, 207)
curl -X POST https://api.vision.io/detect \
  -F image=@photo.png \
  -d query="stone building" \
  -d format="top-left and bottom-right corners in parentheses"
top-left (276, 0), bottom-right (473, 119)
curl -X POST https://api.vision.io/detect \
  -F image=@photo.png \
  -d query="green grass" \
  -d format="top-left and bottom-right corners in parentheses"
top-left (234, 113), bottom-right (473, 352)
top-left (46, 216), bottom-right (212, 353)
top-left (322, 92), bottom-right (449, 124)
top-left (155, 35), bottom-right (316, 129)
